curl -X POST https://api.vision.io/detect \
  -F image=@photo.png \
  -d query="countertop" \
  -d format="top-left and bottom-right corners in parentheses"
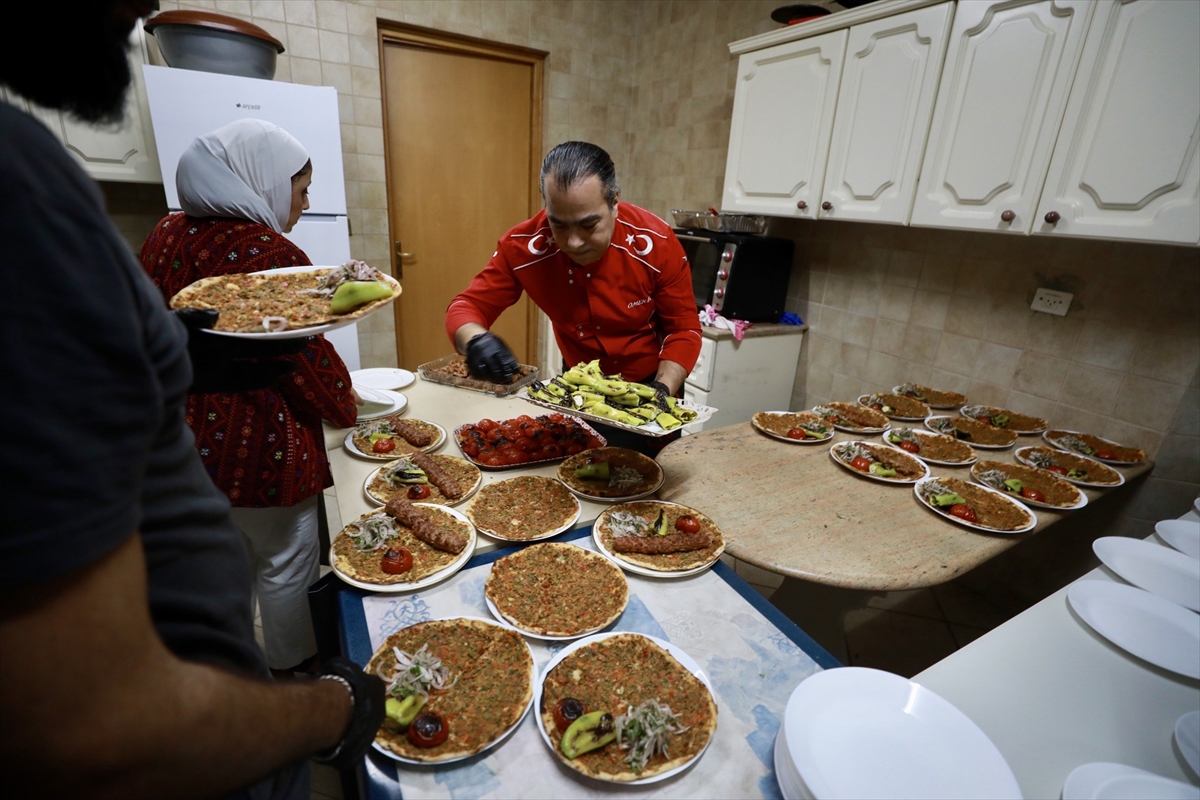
top-left (916, 509), bottom-right (1200, 798)
top-left (655, 422), bottom-right (1153, 591)
top-left (700, 321), bottom-right (807, 340)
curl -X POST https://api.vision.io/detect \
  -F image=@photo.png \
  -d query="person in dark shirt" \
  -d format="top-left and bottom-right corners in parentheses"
top-left (0, 3), bottom-right (382, 798)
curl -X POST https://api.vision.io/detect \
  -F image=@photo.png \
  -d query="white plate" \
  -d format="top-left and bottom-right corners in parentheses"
top-left (371, 616), bottom-right (536, 765)
top-left (1157, 520), bottom-right (1200, 560)
top-left (1013, 446), bottom-right (1126, 488)
top-left (533, 632), bottom-right (715, 784)
top-left (197, 265), bottom-right (400, 340)
top-left (811, 405), bottom-right (890, 435)
top-left (352, 367), bottom-right (415, 391)
top-left (1062, 762), bottom-right (1200, 800)
top-left (343, 421), bottom-right (447, 460)
top-left (959, 404), bottom-right (1047, 435)
top-left (592, 502), bottom-right (725, 578)
top-left (362, 458), bottom-right (482, 509)
top-left (783, 667), bottom-right (1021, 800)
top-left (829, 441), bottom-right (930, 485)
top-left (751, 411), bottom-right (835, 444)
top-left (926, 416), bottom-right (1015, 449)
top-left (858, 394), bottom-right (929, 421)
top-left (1093, 537), bottom-right (1200, 611)
top-left (882, 428), bottom-right (978, 467)
top-left (1176, 710), bottom-right (1200, 776)
top-left (913, 476), bottom-right (1037, 534)
top-left (329, 505), bottom-right (475, 593)
top-left (483, 590), bottom-right (624, 642)
top-left (355, 389), bottom-right (408, 421)
top-left (522, 394), bottom-right (716, 437)
top-left (466, 479), bottom-right (581, 542)
top-left (1044, 430), bottom-right (1144, 465)
top-left (970, 464), bottom-right (1087, 511)
top-left (892, 385), bottom-right (965, 410)
top-left (1068, 580), bottom-right (1200, 679)
top-left (775, 725), bottom-right (814, 800)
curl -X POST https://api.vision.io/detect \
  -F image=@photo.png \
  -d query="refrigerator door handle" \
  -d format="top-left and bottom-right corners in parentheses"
top-left (393, 241), bottom-right (413, 279)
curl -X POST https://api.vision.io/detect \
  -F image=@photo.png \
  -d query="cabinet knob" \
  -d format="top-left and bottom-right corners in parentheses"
top-left (1044, 211), bottom-right (1061, 225)
top-left (797, 200), bottom-right (807, 210)
top-left (1000, 210), bottom-right (1015, 223)
top-left (821, 201), bottom-right (833, 211)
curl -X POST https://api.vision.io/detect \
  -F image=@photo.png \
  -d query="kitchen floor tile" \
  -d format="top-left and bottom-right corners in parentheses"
top-left (844, 607), bottom-right (959, 678)
top-left (864, 588), bottom-right (944, 621)
top-left (930, 581), bottom-right (1014, 629)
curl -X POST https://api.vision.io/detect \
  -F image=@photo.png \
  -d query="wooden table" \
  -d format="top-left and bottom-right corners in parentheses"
top-left (656, 422), bottom-right (1153, 592)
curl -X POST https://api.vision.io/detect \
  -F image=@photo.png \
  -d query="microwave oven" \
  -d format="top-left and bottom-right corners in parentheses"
top-left (674, 229), bottom-right (795, 322)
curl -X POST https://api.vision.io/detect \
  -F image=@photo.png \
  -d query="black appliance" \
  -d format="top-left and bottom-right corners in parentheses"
top-left (674, 229), bottom-right (794, 322)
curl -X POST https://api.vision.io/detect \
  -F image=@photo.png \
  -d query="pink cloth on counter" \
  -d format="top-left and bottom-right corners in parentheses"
top-left (699, 304), bottom-right (752, 340)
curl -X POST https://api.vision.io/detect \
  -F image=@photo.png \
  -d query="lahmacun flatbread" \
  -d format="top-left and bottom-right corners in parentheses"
top-left (351, 417), bottom-right (445, 459)
top-left (917, 476), bottom-right (1034, 532)
top-left (332, 507), bottom-right (471, 585)
top-left (1044, 430), bottom-right (1146, 464)
top-left (485, 543), bottom-right (628, 637)
top-left (971, 461), bottom-right (1083, 509)
top-left (594, 502), bottom-right (725, 573)
top-left (751, 411), bottom-right (834, 442)
top-left (366, 454), bottom-right (481, 507)
top-left (369, 618), bottom-right (533, 762)
top-left (556, 447), bottom-right (663, 499)
top-left (813, 402), bottom-right (889, 432)
top-left (831, 440), bottom-right (928, 483)
top-left (171, 265), bottom-right (398, 333)
top-left (466, 476), bottom-right (580, 541)
top-left (893, 383), bottom-right (967, 408)
top-left (884, 427), bottom-right (976, 464)
top-left (1015, 446), bottom-right (1123, 486)
top-left (859, 393), bottom-right (931, 420)
top-left (927, 415), bottom-right (1018, 447)
top-left (539, 634), bottom-right (717, 781)
top-left (960, 405), bottom-right (1047, 434)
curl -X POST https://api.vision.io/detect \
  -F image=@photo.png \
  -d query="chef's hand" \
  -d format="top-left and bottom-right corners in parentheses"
top-left (174, 308), bottom-right (306, 393)
top-left (466, 332), bottom-right (518, 383)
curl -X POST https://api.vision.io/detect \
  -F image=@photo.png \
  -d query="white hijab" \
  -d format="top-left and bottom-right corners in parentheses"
top-left (176, 118), bottom-right (309, 233)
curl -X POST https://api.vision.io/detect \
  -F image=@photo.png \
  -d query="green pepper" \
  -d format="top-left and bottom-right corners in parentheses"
top-left (384, 694), bottom-right (426, 728)
top-left (574, 462), bottom-right (610, 481)
top-left (560, 711), bottom-right (617, 758)
top-left (931, 492), bottom-right (967, 507)
top-left (869, 463), bottom-right (897, 478)
top-left (1003, 478), bottom-right (1024, 493)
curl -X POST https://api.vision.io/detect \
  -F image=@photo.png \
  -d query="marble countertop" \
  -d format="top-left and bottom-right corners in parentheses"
top-left (701, 321), bottom-right (807, 340)
top-left (655, 422), bottom-right (1153, 591)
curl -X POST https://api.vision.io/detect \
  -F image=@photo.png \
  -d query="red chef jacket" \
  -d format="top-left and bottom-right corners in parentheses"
top-left (445, 202), bottom-right (702, 382)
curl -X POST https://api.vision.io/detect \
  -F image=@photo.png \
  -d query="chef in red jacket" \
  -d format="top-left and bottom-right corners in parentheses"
top-left (446, 141), bottom-right (702, 410)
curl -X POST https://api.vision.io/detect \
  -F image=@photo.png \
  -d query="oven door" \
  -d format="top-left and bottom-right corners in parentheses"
top-left (676, 232), bottom-right (733, 311)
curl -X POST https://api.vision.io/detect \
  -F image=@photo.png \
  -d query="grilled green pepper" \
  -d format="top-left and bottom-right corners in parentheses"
top-left (560, 711), bottom-right (617, 758)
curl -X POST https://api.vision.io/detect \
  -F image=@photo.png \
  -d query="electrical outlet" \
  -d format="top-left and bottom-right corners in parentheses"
top-left (1031, 288), bottom-right (1073, 316)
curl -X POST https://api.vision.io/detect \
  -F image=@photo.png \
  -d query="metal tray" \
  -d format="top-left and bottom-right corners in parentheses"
top-left (417, 354), bottom-right (539, 397)
top-left (671, 209), bottom-right (768, 235)
top-left (521, 394), bottom-right (717, 438)
top-left (452, 417), bottom-right (607, 470)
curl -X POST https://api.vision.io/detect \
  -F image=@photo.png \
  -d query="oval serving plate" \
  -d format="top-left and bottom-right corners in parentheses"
top-left (829, 440), bottom-right (929, 485)
top-left (1013, 446), bottom-right (1125, 488)
top-left (925, 416), bottom-right (1015, 450)
top-left (959, 404), bottom-right (1047, 435)
top-left (343, 420), bottom-right (447, 461)
top-left (751, 411), bottom-right (835, 444)
top-left (857, 394), bottom-right (930, 421)
top-left (592, 501), bottom-right (725, 578)
top-left (882, 428), bottom-right (977, 467)
top-left (913, 476), bottom-right (1036, 534)
top-left (362, 455), bottom-right (483, 508)
top-left (533, 631), bottom-right (715, 785)
top-left (1068, 581), bottom-right (1200, 680)
top-left (969, 462), bottom-right (1087, 512)
top-left (329, 505), bottom-right (475, 593)
top-left (1044, 429), bottom-right (1145, 465)
top-left (811, 403), bottom-right (890, 434)
top-left (370, 616), bottom-right (537, 765)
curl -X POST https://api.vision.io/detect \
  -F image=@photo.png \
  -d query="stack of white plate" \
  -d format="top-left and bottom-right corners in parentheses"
top-left (774, 668), bottom-right (1022, 800)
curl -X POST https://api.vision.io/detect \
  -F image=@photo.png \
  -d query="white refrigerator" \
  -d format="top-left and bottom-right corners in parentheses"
top-left (142, 64), bottom-right (360, 370)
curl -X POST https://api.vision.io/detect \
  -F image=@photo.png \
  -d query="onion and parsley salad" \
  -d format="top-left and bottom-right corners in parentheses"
top-left (346, 514), bottom-right (399, 551)
top-left (557, 696), bottom-right (690, 774)
top-left (378, 643), bottom-right (457, 731)
top-left (1026, 448), bottom-right (1092, 480)
top-left (834, 442), bottom-right (899, 478)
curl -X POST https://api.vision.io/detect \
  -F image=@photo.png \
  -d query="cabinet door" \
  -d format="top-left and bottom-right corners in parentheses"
top-left (53, 23), bottom-right (161, 183)
top-left (820, 2), bottom-right (953, 225)
top-left (910, 0), bottom-right (1094, 233)
top-left (722, 29), bottom-right (848, 218)
top-left (1034, 0), bottom-right (1200, 244)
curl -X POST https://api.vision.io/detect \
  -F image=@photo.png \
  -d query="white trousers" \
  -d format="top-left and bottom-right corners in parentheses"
top-left (230, 495), bottom-right (320, 670)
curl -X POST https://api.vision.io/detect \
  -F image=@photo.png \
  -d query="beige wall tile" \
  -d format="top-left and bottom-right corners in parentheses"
top-left (886, 250), bottom-right (922, 287)
top-left (972, 342), bottom-right (1021, 387)
top-left (1111, 376), bottom-right (1187, 433)
top-left (936, 333), bottom-right (980, 377)
top-left (1060, 363), bottom-right (1123, 416)
top-left (864, 350), bottom-right (904, 387)
top-left (824, 275), bottom-right (853, 310)
top-left (878, 285), bottom-right (914, 322)
top-left (843, 313), bottom-right (876, 349)
top-left (929, 369), bottom-right (971, 395)
top-left (901, 360), bottom-right (933, 386)
top-left (1006, 391), bottom-right (1056, 422)
top-left (965, 380), bottom-right (1009, 407)
top-left (1051, 404), bottom-right (1112, 437)
top-left (1024, 313), bottom-right (1083, 359)
top-left (1076, 319), bottom-right (1139, 372)
top-left (910, 290), bottom-right (950, 330)
top-left (840, 342), bottom-right (869, 379)
top-left (943, 300), bottom-right (988, 338)
top-left (316, 0), bottom-right (349, 32)
top-left (1012, 351), bottom-right (1068, 401)
top-left (1172, 387), bottom-right (1200, 436)
top-left (871, 319), bottom-right (907, 358)
top-left (831, 371), bottom-right (864, 402)
top-left (1131, 330), bottom-right (1200, 387)
top-left (1102, 420), bottom-right (1164, 460)
top-left (902, 325), bottom-right (941, 365)
top-left (287, 23), bottom-right (321, 59)
top-left (918, 254), bottom-right (958, 291)
top-left (284, 0), bottom-right (317, 26)
top-left (982, 303), bottom-right (1032, 349)
top-left (251, 0), bottom-right (287, 21)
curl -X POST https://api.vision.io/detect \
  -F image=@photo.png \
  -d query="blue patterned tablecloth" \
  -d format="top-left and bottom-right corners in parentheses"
top-left (339, 527), bottom-right (837, 800)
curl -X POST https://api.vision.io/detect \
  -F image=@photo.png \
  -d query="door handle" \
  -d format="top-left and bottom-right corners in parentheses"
top-left (393, 242), bottom-right (413, 279)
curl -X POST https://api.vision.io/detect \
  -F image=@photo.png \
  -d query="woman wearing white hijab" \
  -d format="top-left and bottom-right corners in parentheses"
top-left (139, 119), bottom-right (358, 678)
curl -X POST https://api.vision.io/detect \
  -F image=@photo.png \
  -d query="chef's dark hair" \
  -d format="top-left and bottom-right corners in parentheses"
top-left (540, 142), bottom-right (619, 208)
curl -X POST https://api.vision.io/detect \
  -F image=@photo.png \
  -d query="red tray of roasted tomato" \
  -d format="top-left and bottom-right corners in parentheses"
top-left (453, 413), bottom-right (607, 469)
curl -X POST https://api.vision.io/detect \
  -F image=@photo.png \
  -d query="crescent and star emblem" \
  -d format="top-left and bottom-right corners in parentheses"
top-left (625, 233), bottom-right (654, 256)
top-left (527, 234), bottom-right (550, 255)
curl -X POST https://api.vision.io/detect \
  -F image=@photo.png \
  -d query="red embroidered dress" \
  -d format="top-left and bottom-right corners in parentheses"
top-left (140, 213), bottom-right (357, 507)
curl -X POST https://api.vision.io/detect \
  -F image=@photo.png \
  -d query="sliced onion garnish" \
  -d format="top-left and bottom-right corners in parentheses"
top-left (262, 316), bottom-right (289, 332)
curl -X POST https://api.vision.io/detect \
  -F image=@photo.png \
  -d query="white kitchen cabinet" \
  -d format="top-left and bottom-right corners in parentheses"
top-left (909, 0), bottom-right (1095, 234)
top-left (820, 2), bottom-right (954, 225)
top-left (3, 23), bottom-right (160, 183)
top-left (722, 29), bottom-right (848, 219)
top-left (683, 328), bottom-right (805, 433)
top-left (1033, 0), bottom-right (1200, 244)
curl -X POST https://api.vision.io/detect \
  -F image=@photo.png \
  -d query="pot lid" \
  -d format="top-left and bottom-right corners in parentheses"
top-left (144, 10), bottom-right (285, 54)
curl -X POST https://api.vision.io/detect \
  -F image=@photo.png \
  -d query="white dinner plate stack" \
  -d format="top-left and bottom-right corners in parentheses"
top-left (774, 668), bottom-right (1022, 800)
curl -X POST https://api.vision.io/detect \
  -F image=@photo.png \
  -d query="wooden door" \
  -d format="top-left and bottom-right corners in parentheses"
top-left (721, 28), bottom-right (848, 219)
top-left (820, 2), bottom-right (953, 225)
top-left (1034, 0), bottom-right (1200, 244)
top-left (381, 26), bottom-right (543, 369)
top-left (909, 0), bottom-right (1095, 234)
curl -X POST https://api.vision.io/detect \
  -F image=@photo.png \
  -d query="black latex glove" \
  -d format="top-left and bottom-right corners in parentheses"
top-left (645, 380), bottom-right (672, 398)
top-left (174, 309), bottom-right (306, 393)
top-left (466, 331), bottom-right (518, 383)
top-left (311, 657), bottom-right (387, 771)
